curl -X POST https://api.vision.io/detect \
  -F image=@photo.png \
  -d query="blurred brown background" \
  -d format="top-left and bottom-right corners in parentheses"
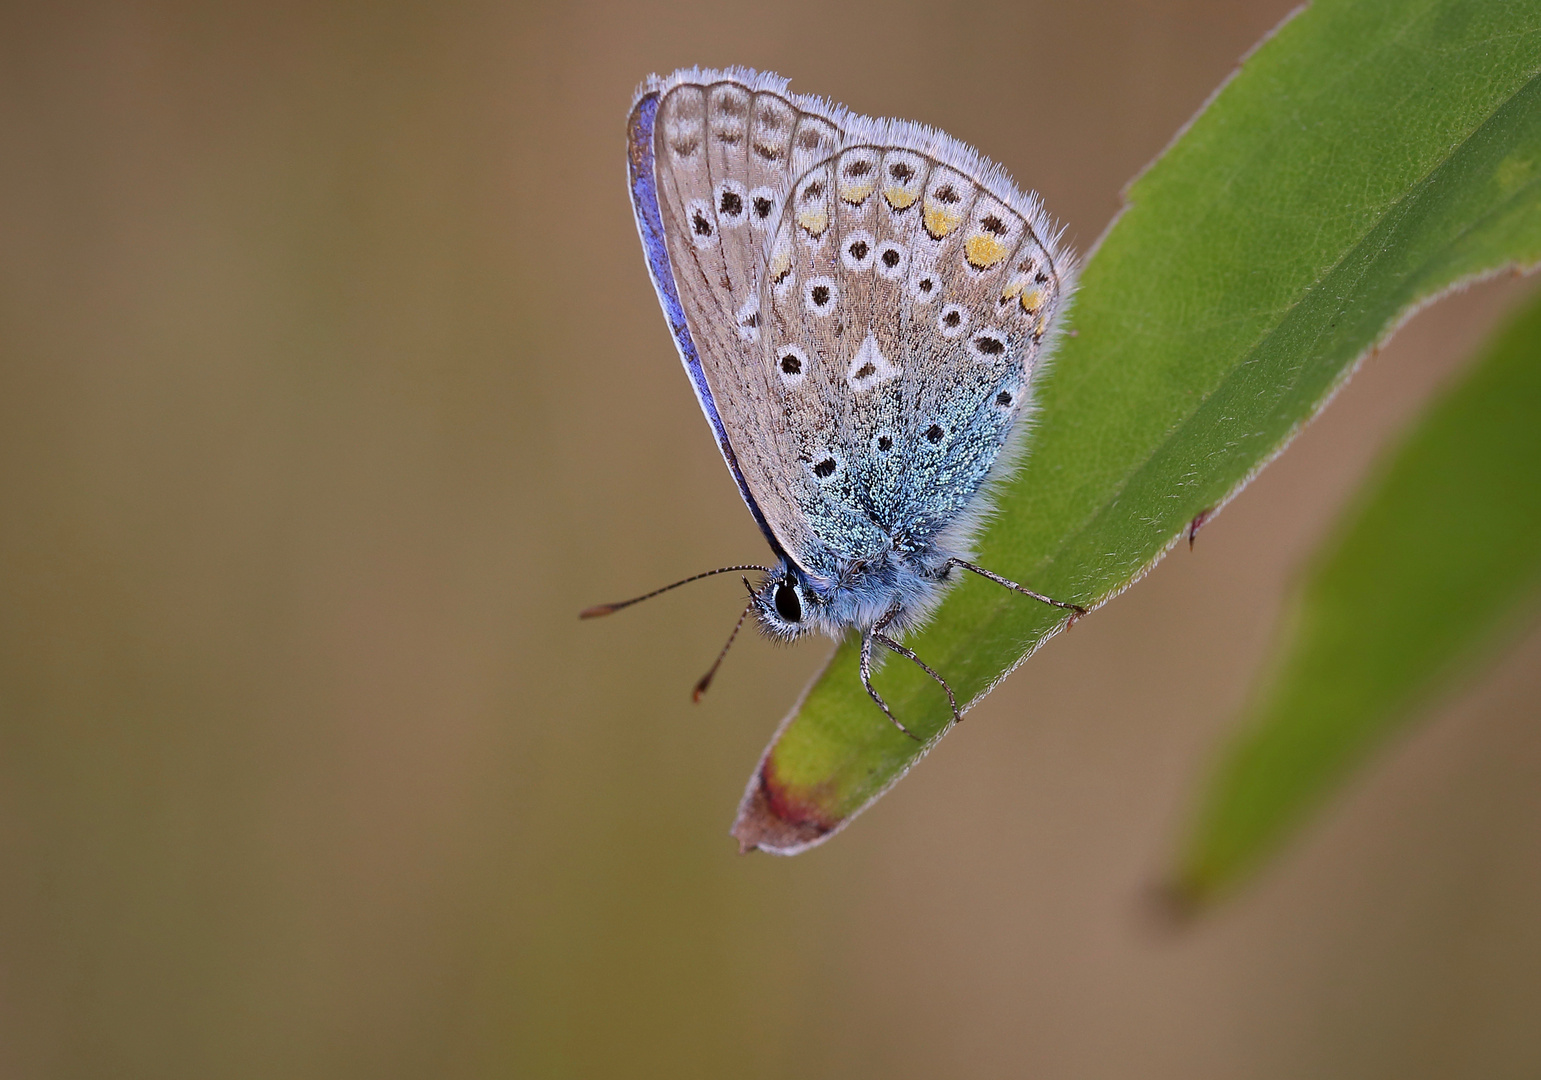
top-left (2, 1), bottom-right (1538, 1076)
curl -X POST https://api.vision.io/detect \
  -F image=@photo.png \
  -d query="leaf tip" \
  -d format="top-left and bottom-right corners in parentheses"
top-left (730, 761), bottom-right (838, 856)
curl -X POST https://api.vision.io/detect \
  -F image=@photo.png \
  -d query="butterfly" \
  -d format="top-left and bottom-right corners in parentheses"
top-left (583, 67), bottom-right (1083, 739)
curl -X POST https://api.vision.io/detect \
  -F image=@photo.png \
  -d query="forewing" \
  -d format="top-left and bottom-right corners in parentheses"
top-left (639, 70), bottom-right (860, 576)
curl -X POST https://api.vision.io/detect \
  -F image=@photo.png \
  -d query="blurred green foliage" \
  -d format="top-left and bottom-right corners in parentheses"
top-left (1178, 287), bottom-right (1541, 903)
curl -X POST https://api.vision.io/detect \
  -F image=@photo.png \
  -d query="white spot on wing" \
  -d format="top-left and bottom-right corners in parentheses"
top-left (776, 344), bottom-right (809, 386)
top-left (875, 241), bottom-right (909, 280)
top-left (840, 229), bottom-right (876, 271)
top-left (846, 332), bottom-right (901, 393)
top-left (714, 179), bottom-right (748, 226)
top-left (804, 275), bottom-right (837, 315)
top-left (808, 448), bottom-right (844, 483)
top-left (938, 303), bottom-right (970, 338)
top-left (685, 198), bottom-right (717, 249)
top-left (747, 185), bottom-right (779, 230)
top-left (736, 296), bottom-right (760, 342)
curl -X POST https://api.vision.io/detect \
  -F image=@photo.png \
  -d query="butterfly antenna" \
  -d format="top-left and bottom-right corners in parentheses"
top-left (692, 592), bottom-right (755, 703)
top-left (579, 565), bottom-right (774, 619)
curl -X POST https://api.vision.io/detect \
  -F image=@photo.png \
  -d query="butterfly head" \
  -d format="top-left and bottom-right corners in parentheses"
top-left (750, 562), bottom-right (821, 641)
top-left (751, 554), bottom-right (933, 640)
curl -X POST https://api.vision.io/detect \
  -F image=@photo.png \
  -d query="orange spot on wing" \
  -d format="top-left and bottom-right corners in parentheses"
top-left (965, 233), bottom-right (1009, 269)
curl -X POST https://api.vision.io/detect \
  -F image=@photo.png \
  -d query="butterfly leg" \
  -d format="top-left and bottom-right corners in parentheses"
top-left (859, 630), bottom-right (922, 742)
top-left (871, 631), bottom-right (962, 728)
top-left (946, 558), bottom-right (1087, 619)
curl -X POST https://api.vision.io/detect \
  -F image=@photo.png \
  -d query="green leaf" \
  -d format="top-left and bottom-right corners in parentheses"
top-left (732, 0), bottom-right (1541, 854)
top-left (1173, 287), bottom-right (1541, 904)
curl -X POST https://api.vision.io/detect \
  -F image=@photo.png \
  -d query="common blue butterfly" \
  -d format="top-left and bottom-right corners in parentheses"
top-left (584, 67), bottom-right (1083, 739)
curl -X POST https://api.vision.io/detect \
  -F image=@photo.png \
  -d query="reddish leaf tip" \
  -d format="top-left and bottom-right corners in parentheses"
top-left (730, 763), bottom-right (837, 856)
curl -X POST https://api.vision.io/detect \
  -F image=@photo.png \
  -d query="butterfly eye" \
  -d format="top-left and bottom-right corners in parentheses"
top-left (774, 582), bottom-right (802, 623)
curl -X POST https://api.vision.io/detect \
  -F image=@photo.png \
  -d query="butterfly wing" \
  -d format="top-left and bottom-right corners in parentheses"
top-left (760, 115), bottom-right (1075, 567)
top-left (628, 69), bottom-right (860, 576)
top-left (628, 68), bottom-right (1074, 582)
